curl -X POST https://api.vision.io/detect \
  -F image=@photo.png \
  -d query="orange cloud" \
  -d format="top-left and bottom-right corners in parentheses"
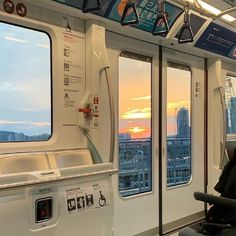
top-left (121, 108), bottom-right (151, 119)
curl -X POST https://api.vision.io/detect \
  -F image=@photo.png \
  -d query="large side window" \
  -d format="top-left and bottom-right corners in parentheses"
top-left (119, 51), bottom-right (152, 197)
top-left (225, 75), bottom-right (236, 135)
top-left (166, 62), bottom-right (192, 187)
top-left (0, 22), bottom-right (51, 142)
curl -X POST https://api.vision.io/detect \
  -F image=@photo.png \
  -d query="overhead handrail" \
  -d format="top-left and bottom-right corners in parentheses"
top-left (174, 0), bottom-right (236, 22)
top-left (121, 0), bottom-right (139, 26)
top-left (178, 5), bottom-right (194, 44)
top-left (82, 0), bottom-right (102, 13)
top-left (152, 0), bottom-right (170, 36)
top-left (215, 6), bottom-right (236, 19)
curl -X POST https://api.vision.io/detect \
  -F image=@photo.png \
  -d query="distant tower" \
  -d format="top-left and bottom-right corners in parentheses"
top-left (229, 97), bottom-right (236, 133)
top-left (177, 108), bottom-right (190, 138)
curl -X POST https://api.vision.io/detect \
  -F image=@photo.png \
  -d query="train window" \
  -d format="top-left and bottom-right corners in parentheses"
top-left (225, 75), bottom-right (236, 135)
top-left (0, 22), bottom-right (51, 142)
top-left (166, 62), bottom-right (191, 187)
top-left (118, 51), bottom-right (152, 197)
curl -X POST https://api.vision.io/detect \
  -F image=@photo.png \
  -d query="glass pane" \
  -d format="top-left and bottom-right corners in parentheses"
top-left (119, 52), bottom-right (152, 197)
top-left (226, 75), bottom-right (236, 134)
top-left (0, 23), bottom-right (51, 142)
top-left (167, 63), bottom-right (191, 187)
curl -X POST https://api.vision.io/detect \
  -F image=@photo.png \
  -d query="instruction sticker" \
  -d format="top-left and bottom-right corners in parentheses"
top-left (61, 15), bottom-right (85, 125)
top-left (65, 182), bottom-right (110, 216)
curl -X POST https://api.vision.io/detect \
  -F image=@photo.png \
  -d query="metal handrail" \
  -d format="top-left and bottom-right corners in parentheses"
top-left (173, 0), bottom-right (236, 21)
top-left (104, 68), bottom-right (115, 164)
top-left (215, 7), bottom-right (236, 19)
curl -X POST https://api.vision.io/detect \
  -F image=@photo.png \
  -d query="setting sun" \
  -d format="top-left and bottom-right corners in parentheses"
top-left (127, 127), bottom-right (147, 133)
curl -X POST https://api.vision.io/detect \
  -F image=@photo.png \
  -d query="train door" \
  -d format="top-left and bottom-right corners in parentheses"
top-left (106, 32), bottom-right (159, 236)
top-left (162, 48), bottom-right (205, 233)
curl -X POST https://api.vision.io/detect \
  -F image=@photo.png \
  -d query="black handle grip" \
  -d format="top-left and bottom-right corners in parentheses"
top-left (82, 0), bottom-right (102, 13)
top-left (178, 23), bottom-right (194, 44)
top-left (152, 12), bottom-right (169, 36)
top-left (121, 1), bottom-right (139, 26)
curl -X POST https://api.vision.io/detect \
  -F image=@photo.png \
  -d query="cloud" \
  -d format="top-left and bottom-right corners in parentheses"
top-left (121, 108), bottom-right (151, 119)
top-left (0, 120), bottom-right (50, 127)
top-left (167, 100), bottom-right (190, 110)
top-left (132, 96), bottom-right (151, 101)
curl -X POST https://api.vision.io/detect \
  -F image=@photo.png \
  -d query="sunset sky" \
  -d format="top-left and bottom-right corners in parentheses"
top-left (119, 57), bottom-right (191, 139)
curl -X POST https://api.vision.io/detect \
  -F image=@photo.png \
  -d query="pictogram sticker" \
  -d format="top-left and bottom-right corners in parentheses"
top-left (16, 3), bottom-right (27, 17)
top-left (3, 0), bottom-right (15, 14)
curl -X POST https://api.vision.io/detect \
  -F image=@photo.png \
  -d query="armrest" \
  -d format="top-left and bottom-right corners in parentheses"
top-left (194, 192), bottom-right (236, 209)
top-left (201, 222), bottom-right (232, 229)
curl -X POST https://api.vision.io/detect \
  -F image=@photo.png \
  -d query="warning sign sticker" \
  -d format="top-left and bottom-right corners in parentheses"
top-left (65, 182), bottom-right (110, 215)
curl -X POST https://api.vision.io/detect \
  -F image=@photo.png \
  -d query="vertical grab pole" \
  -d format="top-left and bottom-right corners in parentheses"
top-left (219, 87), bottom-right (227, 168)
top-left (104, 68), bottom-right (115, 163)
top-left (212, 59), bottom-right (227, 169)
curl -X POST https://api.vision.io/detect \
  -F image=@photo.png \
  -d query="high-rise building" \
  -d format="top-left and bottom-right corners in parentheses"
top-left (177, 108), bottom-right (190, 138)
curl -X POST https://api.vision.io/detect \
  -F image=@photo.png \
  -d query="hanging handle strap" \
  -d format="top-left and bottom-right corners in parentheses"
top-left (152, 0), bottom-right (169, 36)
top-left (82, 0), bottom-right (102, 13)
top-left (178, 6), bottom-right (194, 44)
top-left (121, 0), bottom-right (139, 26)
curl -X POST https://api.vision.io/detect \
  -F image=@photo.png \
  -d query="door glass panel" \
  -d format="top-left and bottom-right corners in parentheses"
top-left (166, 62), bottom-right (192, 187)
top-left (119, 51), bottom-right (152, 197)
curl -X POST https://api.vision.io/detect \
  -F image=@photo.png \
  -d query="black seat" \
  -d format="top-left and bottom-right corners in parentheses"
top-left (179, 153), bottom-right (236, 236)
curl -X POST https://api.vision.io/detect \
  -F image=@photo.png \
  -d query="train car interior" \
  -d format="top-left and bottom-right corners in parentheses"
top-left (0, 0), bottom-right (235, 235)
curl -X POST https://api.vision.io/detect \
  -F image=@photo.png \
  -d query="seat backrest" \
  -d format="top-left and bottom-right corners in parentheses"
top-left (215, 150), bottom-right (236, 199)
top-left (205, 151), bottom-right (236, 225)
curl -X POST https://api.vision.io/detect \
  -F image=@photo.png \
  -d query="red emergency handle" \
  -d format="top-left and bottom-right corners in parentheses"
top-left (79, 108), bottom-right (92, 114)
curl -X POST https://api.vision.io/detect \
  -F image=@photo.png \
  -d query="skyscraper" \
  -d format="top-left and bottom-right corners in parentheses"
top-left (177, 108), bottom-right (190, 138)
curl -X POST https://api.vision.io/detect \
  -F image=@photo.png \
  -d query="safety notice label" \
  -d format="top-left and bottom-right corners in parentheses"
top-left (65, 182), bottom-right (110, 215)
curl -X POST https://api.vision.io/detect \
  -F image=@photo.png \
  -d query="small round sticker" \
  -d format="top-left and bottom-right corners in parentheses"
top-left (16, 3), bottom-right (27, 17)
top-left (233, 48), bottom-right (236, 58)
top-left (3, 0), bottom-right (15, 14)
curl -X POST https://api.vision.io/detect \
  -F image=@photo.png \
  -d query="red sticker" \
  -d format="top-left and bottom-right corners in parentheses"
top-left (16, 3), bottom-right (27, 17)
top-left (3, 0), bottom-right (15, 14)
